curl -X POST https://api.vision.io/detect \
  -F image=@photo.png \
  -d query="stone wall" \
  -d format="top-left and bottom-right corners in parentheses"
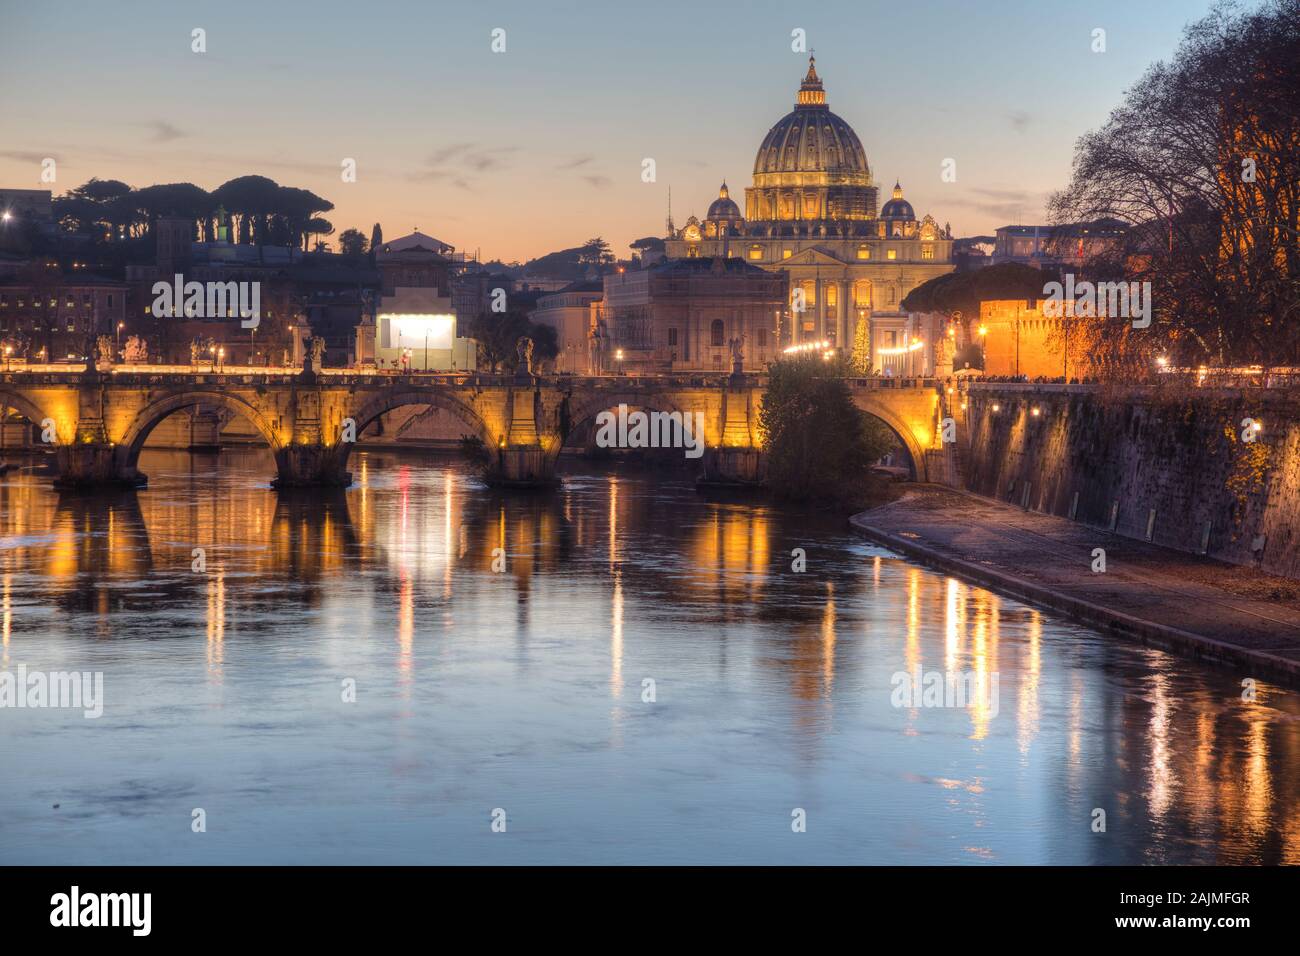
top-left (960, 384), bottom-right (1300, 579)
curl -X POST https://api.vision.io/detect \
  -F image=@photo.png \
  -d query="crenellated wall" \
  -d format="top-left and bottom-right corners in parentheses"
top-left (959, 383), bottom-right (1300, 579)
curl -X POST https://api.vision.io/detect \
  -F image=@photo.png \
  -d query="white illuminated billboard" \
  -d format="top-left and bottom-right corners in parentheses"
top-left (380, 313), bottom-right (455, 351)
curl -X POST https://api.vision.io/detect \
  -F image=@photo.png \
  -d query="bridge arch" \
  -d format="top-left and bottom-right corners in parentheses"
top-left (0, 390), bottom-right (55, 438)
top-left (119, 391), bottom-right (284, 472)
top-left (342, 388), bottom-right (494, 468)
top-left (852, 396), bottom-right (930, 481)
top-left (559, 390), bottom-right (703, 462)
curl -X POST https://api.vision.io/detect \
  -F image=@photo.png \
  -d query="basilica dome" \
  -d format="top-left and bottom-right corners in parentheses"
top-left (880, 182), bottom-right (915, 220)
top-left (752, 57), bottom-right (870, 182)
top-left (706, 182), bottom-right (742, 221)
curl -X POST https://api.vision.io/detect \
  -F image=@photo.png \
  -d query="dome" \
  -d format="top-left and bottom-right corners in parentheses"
top-left (880, 181), bottom-right (915, 220)
top-left (752, 57), bottom-right (870, 181)
top-left (706, 182), bottom-right (742, 221)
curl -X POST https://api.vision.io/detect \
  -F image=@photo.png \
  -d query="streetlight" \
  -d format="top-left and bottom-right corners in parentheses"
top-left (615, 348), bottom-right (625, 376)
top-left (3, 345), bottom-right (11, 371)
top-left (978, 324), bottom-right (988, 372)
top-left (218, 346), bottom-right (225, 371)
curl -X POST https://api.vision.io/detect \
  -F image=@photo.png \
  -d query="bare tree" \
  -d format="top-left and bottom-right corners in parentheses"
top-left (1048, 0), bottom-right (1300, 372)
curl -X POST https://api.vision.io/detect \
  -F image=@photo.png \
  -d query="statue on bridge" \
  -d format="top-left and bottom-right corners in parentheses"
top-left (308, 336), bottom-right (326, 373)
top-left (95, 334), bottom-right (116, 371)
top-left (122, 335), bottom-right (148, 365)
top-left (189, 339), bottom-right (202, 367)
top-left (514, 336), bottom-right (535, 381)
top-left (728, 333), bottom-right (745, 377)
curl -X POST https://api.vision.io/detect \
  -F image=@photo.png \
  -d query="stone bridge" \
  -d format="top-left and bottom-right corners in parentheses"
top-left (0, 367), bottom-right (941, 489)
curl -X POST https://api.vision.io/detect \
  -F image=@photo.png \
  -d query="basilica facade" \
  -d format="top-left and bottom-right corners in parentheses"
top-left (663, 57), bottom-right (956, 367)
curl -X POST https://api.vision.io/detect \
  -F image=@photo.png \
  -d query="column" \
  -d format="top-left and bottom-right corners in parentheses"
top-left (813, 277), bottom-right (823, 341)
top-left (839, 279), bottom-right (850, 347)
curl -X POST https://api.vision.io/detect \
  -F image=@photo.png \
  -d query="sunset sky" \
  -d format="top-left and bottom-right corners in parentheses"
top-left (0, 0), bottom-right (1229, 263)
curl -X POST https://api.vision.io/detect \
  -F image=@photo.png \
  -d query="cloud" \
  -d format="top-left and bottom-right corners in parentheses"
top-left (0, 150), bottom-right (54, 164)
top-left (557, 154), bottom-right (594, 170)
top-left (969, 186), bottom-right (1036, 201)
top-left (942, 187), bottom-right (1048, 221)
top-left (1006, 111), bottom-right (1031, 133)
top-left (465, 149), bottom-right (516, 172)
top-left (428, 142), bottom-right (472, 164)
top-left (582, 174), bottom-right (612, 188)
top-left (426, 143), bottom-right (517, 171)
top-left (144, 121), bottom-right (187, 143)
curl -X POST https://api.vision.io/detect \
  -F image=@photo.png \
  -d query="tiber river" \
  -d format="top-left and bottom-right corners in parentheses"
top-left (1, 447), bottom-right (1298, 864)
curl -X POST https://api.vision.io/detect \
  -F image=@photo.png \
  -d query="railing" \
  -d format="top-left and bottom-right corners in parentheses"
top-left (1, 364), bottom-right (942, 392)
top-left (966, 381), bottom-right (1099, 394)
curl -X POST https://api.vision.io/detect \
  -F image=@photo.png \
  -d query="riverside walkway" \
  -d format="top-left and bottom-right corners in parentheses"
top-left (852, 485), bottom-right (1300, 686)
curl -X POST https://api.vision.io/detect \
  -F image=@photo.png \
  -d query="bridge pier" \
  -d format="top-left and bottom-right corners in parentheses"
top-left (699, 445), bottom-right (766, 487)
top-left (53, 444), bottom-right (147, 490)
top-left (271, 444), bottom-right (352, 489)
top-left (486, 445), bottom-right (557, 488)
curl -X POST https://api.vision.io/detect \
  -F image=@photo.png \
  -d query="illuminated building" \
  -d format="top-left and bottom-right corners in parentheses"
top-left (529, 281), bottom-right (604, 374)
top-left (360, 232), bottom-right (476, 371)
top-left (663, 57), bottom-right (955, 356)
top-left (992, 219), bottom-right (1128, 268)
top-left (602, 256), bottom-right (786, 373)
top-left (978, 299), bottom-right (1080, 379)
top-left (0, 263), bottom-right (126, 368)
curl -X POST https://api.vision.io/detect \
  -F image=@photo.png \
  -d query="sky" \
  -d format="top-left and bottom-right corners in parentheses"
top-left (0, 0), bottom-right (1238, 263)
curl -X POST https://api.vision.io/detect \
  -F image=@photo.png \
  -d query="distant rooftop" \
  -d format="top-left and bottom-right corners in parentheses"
top-left (380, 231), bottom-right (455, 254)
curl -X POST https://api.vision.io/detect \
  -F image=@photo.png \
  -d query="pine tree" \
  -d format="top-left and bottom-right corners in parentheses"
top-left (850, 313), bottom-right (871, 375)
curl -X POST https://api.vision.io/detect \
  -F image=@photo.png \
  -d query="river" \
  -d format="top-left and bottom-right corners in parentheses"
top-left (1, 447), bottom-right (1298, 864)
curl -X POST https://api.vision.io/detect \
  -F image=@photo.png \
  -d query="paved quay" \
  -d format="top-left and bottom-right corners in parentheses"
top-left (851, 485), bottom-right (1300, 686)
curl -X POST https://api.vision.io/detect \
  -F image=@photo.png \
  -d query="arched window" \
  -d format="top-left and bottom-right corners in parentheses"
top-left (710, 320), bottom-right (725, 347)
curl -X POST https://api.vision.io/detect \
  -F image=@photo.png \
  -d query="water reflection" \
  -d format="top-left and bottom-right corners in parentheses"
top-left (1, 447), bottom-right (1299, 864)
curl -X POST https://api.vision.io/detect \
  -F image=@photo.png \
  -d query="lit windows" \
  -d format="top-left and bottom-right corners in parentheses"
top-left (921, 245), bottom-right (934, 260)
top-left (856, 245), bottom-right (871, 260)
top-left (887, 249), bottom-right (897, 260)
